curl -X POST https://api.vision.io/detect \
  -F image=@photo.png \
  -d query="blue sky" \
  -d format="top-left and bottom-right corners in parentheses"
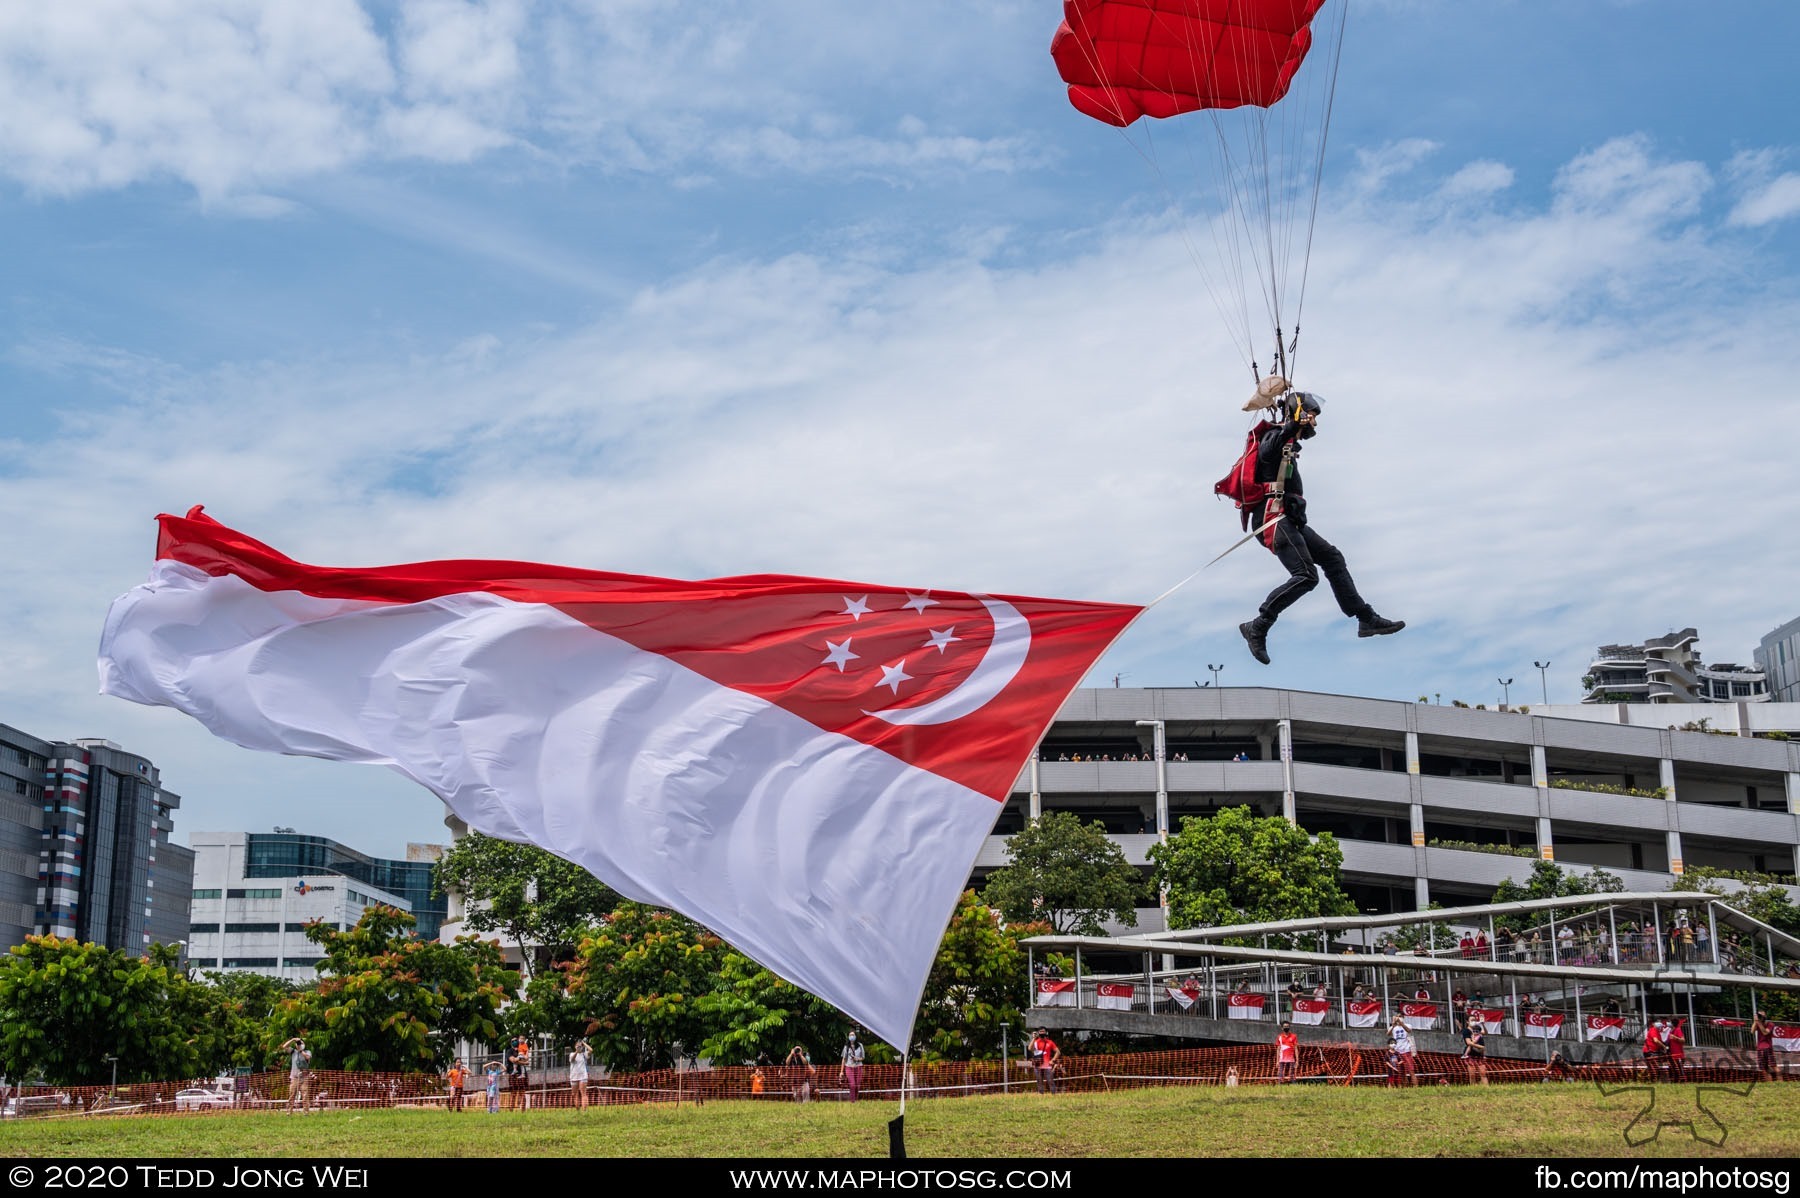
top-left (4, 1), bottom-right (1799, 859)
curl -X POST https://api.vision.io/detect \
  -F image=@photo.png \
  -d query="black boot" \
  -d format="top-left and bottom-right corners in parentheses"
top-left (1240, 617), bottom-right (1272, 665)
top-left (1357, 610), bottom-right (1405, 638)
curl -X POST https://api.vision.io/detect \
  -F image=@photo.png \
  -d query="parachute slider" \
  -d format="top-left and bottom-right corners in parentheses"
top-left (1243, 374), bottom-right (1290, 411)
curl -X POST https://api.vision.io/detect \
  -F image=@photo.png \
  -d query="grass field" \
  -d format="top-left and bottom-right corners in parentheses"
top-left (4, 1082), bottom-right (1798, 1159)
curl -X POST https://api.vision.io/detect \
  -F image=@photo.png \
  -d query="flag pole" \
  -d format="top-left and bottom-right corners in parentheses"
top-left (888, 1049), bottom-right (909, 1159)
top-left (1141, 513), bottom-right (1283, 613)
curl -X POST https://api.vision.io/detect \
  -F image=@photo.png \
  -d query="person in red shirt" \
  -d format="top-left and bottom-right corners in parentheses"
top-left (1029, 1031), bottom-right (1061, 1094)
top-left (1753, 1014), bottom-right (1776, 1080)
top-left (1642, 1020), bottom-right (1666, 1079)
top-left (1664, 1020), bottom-right (1686, 1081)
top-left (1275, 1023), bottom-right (1299, 1083)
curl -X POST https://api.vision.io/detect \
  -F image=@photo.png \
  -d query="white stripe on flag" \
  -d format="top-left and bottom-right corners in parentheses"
top-left (1095, 984), bottom-right (1133, 1011)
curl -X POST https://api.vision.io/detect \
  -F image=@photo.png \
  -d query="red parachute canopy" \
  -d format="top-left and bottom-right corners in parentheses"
top-left (1051, 0), bottom-right (1329, 127)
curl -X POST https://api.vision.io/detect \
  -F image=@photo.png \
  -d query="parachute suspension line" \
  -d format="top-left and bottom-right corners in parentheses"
top-left (1160, 12), bottom-right (1260, 374)
top-left (1050, 1), bottom-right (1347, 380)
top-left (1287, 0), bottom-right (1352, 383)
top-left (1146, 6), bottom-right (1269, 374)
top-left (1049, 5), bottom-right (1249, 363)
top-left (1136, 119), bottom-right (1260, 380)
top-left (1250, 105), bottom-right (1285, 357)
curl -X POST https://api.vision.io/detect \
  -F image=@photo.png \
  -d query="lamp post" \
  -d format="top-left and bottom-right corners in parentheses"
top-left (1207, 663), bottom-right (1224, 689)
top-left (1534, 661), bottom-right (1552, 705)
top-left (1000, 1022), bottom-right (1012, 1092)
top-left (1498, 678), bottom-right (1514, 709)
top-left (1135, 718), bottom-right (1171, 964)
top-left (103, 1055), bottom-right (118, 1104)
top-left (1135, 718), bottom-right (1169, 860)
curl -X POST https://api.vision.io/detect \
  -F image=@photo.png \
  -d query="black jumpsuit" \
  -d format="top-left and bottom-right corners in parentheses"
top-left (1247, 422), bottom-right (1373, 625)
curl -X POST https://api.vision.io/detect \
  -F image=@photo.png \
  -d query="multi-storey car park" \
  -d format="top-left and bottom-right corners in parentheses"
top-left (976, 688), bottom-right (1800, 922)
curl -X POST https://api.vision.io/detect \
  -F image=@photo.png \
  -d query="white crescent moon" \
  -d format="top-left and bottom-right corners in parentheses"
top-left (863, 596), bottom-right (1030, 726)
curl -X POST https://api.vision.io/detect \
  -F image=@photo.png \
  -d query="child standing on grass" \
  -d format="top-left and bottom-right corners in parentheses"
top-left (484, 1060), bottom-right (503, 1114)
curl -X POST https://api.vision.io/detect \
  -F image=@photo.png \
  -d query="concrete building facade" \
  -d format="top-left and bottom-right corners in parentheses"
top-left (0, 723), bottom-right (193, 954)
top-left (1582, 628), bottom-right (1769, 705)
top-left (986, 688), bottom-right (1800, 929)
top-left (1758, 616), bottom-right (1800, 705)
top-left (186, 830), bottom-right (446, 982)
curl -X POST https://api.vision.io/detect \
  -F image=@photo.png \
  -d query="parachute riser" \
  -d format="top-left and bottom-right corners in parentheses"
top-left (1268, 325), bottom-right (1301, 390)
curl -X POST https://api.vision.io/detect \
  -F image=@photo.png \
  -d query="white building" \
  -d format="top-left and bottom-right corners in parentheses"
top-left (1581, 628), bottom-right (1768, 704)
top-left (186, 830), bottom-right (417, 983)
top-left (992, 687), bottom-right (1800, 927)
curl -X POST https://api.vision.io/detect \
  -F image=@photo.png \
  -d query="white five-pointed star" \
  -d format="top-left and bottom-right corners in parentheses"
top-left (924, 627), bottom-right (960, 653)
top-left (841, 595), bottom-right (871, 620)
top-left (877, 660), bottom-right (912, 694)
top-left (903, 591), bottom-right (939, 614)
top-left (821, 638), bottom-right (859, 672)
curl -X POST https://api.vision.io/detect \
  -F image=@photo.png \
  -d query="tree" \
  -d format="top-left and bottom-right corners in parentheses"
top-left (564, 902), bottom-right (724, 1073)
top-left (432, 832), bottom-right (620, 980)
top-left (269, 905), bottom-right (517, 1073)
top-left (1493, 860), bottom-right (1625, 905)
top-left (1673, 868), bottom-right (1800, 937)
top-left (911, 891), bottom-right (1044, 1060)
top-left (505, 959), bottom-right (597, 1047)
top-left (1147, 806), bottom-right (1355, 933)
top-left (194, 968), bottom-right (302, 1071)
top-left (693, 950), bottom-right (855, 1067)
top-left (0, 937), bottom-right (214, 1086)
top-left (981, 811), bottom-right (1147, 935)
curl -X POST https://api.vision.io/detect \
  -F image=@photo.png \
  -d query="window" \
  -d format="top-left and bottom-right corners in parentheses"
top-left (227, 888), bottom-right (282, 899)
top-left (221, 958), bottom-right (278, 968)
top-left (284, 958), bottom-right (323, 968)
top-left (191, 889), bottom-right (222, 900)
top-left (225, 923), bottom-right (281, 934)
top-left (187, 923), bottom-right (220, 934)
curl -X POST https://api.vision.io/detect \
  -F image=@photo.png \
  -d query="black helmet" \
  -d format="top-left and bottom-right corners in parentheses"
top-left (1284, 390), bottom-right (1324, 437)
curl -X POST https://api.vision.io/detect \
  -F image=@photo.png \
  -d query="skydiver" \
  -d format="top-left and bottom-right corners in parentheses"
top-left (1227, 378), bottom-right (1404, 665)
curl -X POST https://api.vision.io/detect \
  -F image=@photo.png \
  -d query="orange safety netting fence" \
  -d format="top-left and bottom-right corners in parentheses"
top-left (6, 1041), bottom-right (1783, 1120)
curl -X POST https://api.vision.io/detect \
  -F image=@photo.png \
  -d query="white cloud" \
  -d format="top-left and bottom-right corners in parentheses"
top-left (0, 1), bottom-right (1038, 201)
top-left (1351, 138), bottom-right (1441, 194)
top-left (0, 1), bottom-right (395, 198)
top-left (1437, 160), bottom-right (1513, 202)
top-left (396, 0), bottom-right (525, 100)
top-left (1551, 135), bottom-right (1710, 223)
top-left (7, 141), bottom-right (1798, 857)
top-left (4, 0), bottom-right (1798, 855)
top-left (1730, 174), bottom-right (1800, 228)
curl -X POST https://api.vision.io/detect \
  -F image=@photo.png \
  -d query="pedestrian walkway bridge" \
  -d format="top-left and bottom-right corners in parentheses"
top-left (1023, 892), bottom-right (1800, 1066)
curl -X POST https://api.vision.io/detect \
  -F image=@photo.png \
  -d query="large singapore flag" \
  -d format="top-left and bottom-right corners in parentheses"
top-left (99, 508), bottom-right (1142, 1051)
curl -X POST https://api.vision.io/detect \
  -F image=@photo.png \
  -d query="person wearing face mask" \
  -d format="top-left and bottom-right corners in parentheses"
top-left (1218, 378), bottom-right (1404, 665)
top-left (840, 1030), bottom-right (866, 1102)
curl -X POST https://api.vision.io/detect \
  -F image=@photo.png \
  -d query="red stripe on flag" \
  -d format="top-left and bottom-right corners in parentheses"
top-left (152, 508), bottom-right (1141, 799)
